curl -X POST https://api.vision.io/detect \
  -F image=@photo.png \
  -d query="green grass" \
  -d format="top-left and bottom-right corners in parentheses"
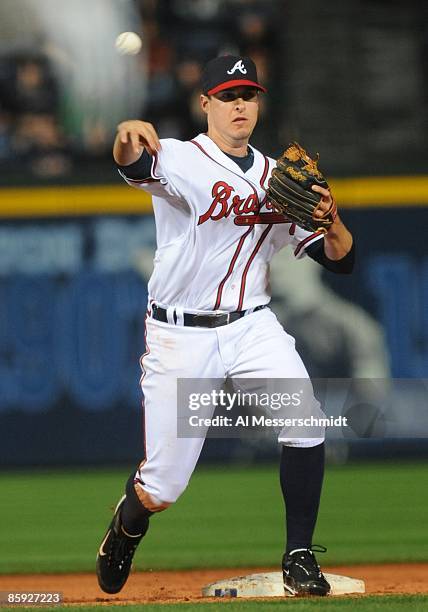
top-left (0, 462), bottom-right (427, 574)
top-left (1, 595), bottom-right (428, 611)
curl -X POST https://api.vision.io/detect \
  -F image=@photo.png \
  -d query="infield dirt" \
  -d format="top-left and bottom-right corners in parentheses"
top-left (0, 564), bottom-right (427, 605)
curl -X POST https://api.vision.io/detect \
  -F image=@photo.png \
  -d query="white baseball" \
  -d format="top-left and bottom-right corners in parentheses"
top-left (115, 32), bottom-right (142, 56)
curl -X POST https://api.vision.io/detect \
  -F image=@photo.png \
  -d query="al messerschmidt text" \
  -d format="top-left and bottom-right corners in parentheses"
top-left (188, 415), bottom-right (348, 428)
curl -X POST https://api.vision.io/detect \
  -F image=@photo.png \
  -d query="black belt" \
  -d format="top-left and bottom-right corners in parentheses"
top-left (151, 304), bottom-right (267, 328)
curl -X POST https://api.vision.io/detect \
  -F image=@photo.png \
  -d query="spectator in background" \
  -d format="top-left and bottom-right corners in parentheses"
top-left (0, 0), bottom-right (282, 174)
top-left (141, 18), bottom-right (179, 137)
top-left (0, 53), bottom-right (72, 179)
top-left (0, 108), bottom-right (12, 161)
top-left (143, 0), bottom-right (231, 59)
top-left (174, 59), bottom-right (206, 140)
top-left (12, 54), bottom-right (59, 115)
top-left (12, 112), bottom-right (72, 178)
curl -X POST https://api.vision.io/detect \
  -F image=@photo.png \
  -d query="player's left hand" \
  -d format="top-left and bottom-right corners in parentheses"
top-left (311, 185), bottom-right (335, 219)
top-left (311, 185), bottom-right (338, 230)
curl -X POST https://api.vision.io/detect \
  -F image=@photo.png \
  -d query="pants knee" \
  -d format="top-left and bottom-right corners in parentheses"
top-left (134, 472), bottom-right (190, 511)
top-left (134, 460), bottom-right (191, 510)
top-left (134, 482), bottom-right (172, 513)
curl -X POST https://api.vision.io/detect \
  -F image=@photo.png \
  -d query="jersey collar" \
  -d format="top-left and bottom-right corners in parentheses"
top-left (192, 134), bottom-right (267, 189)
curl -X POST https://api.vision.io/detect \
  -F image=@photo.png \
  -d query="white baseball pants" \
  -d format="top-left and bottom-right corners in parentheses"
top-left (136, 307), bottom-right (324, 509)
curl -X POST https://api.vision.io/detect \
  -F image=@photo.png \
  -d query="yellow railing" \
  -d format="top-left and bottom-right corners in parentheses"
top-left (1, 176), bottom-right (428, 218)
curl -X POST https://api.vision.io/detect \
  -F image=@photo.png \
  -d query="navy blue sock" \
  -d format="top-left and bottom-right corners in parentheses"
top-left (120, 471), bottom-right (153, 536)
top-left (280, 442), bottom-right (325, 553)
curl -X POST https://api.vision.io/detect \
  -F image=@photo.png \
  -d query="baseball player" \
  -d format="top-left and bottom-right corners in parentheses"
top-left (96, 55), bottom-right (354, 597)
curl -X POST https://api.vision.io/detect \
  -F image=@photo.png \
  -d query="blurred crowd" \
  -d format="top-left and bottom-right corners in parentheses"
top-left (0, 0), bottom-right (426, 183)
top-left (138, 0), bottom-right (281, 144)
top-left (0, 0), bottom-right (281, 181)
top-left (0, 53), bottom-right (72, 179)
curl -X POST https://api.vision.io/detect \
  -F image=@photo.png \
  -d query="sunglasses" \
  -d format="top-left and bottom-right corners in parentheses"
top-left (214, 89), bottom-right (258, 103)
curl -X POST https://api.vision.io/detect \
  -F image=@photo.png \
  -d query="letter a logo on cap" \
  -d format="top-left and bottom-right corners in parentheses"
top-left (227, 60), bottom-right (247, 75)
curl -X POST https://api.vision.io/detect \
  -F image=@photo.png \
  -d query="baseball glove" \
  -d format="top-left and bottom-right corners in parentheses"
top-left (267, 142), bottom-right (336, 233)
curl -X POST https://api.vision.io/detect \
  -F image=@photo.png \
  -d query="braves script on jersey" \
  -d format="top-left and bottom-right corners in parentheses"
top-left (119, 133), bottom-right (323, 312)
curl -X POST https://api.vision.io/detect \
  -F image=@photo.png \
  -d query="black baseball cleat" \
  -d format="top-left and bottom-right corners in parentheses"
top-left (282, 546), bottom-right (331, 597)
top-left (96, 495), bottom-right (149, 594)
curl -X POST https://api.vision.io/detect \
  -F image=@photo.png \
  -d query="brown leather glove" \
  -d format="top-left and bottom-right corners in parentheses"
top-left (267, 142), bottom-right (337, 233)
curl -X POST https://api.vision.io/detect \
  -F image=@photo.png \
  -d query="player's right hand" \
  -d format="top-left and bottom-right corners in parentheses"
top-left (117, 120), bottom-right (161, 156)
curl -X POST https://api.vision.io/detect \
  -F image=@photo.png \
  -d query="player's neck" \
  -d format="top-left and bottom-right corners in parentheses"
top-left (206, 130), bottom-right (249, 158)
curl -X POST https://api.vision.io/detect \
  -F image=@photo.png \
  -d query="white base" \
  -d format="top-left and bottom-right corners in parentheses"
top-left (202, 571), bottom-right (365, 598)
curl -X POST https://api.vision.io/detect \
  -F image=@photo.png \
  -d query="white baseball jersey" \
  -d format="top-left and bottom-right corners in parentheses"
top-left (119, 133), bottom-right (323, 311)
top-left (117, 133), bottom-right (325, 508)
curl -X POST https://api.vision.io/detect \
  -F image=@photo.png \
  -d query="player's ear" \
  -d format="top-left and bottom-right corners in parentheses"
top-left (200, 94), bottom-right (209, 115)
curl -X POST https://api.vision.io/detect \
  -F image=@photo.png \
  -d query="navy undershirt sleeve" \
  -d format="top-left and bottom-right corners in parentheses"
top-left (306, 239), bottom-right (355, 274)
top-left (117, 150), bottom-right (153, 180)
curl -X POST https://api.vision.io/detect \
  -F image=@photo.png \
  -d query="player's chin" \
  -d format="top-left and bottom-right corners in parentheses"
top-left (230, 122), bottom-right (253, 138)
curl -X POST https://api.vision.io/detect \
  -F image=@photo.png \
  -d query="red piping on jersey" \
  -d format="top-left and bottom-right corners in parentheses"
top-left (189, 139), bottom-right (266, 196)
top-left (123, 151), bottom-right (162, 184)
top-left (138, 305), bottom-right (152, 463)
top-left (190, 139), bottom-right (220, 165)
top-left (237, 224), bottom-right (273, 310)
top-left (139, 299), bottom-right (153, 395)
top-left (260, 155), bottom-right (269, 189)
top-left (234, 212), bottom-right (288, 225)
top-left (119, 168), bottom-right (160, 184)
top-left (119, 152), bottom-right (161, 184)
top-left (151, 151), bottom-right (161, 178)
top-left (214, 227), bottom-right (253, 309)
top-left (257, 154), bottom-right (270, 211)
top-left (294, 231), bottom-right (323, 256)
top-left (124, 176), bottom-right (159, 184)
top-left (137, 403), bottom-right (147, 470)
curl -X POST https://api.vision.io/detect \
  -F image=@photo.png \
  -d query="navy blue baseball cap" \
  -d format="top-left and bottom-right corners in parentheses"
top-left (201, 55), bottom-right (267, 95)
